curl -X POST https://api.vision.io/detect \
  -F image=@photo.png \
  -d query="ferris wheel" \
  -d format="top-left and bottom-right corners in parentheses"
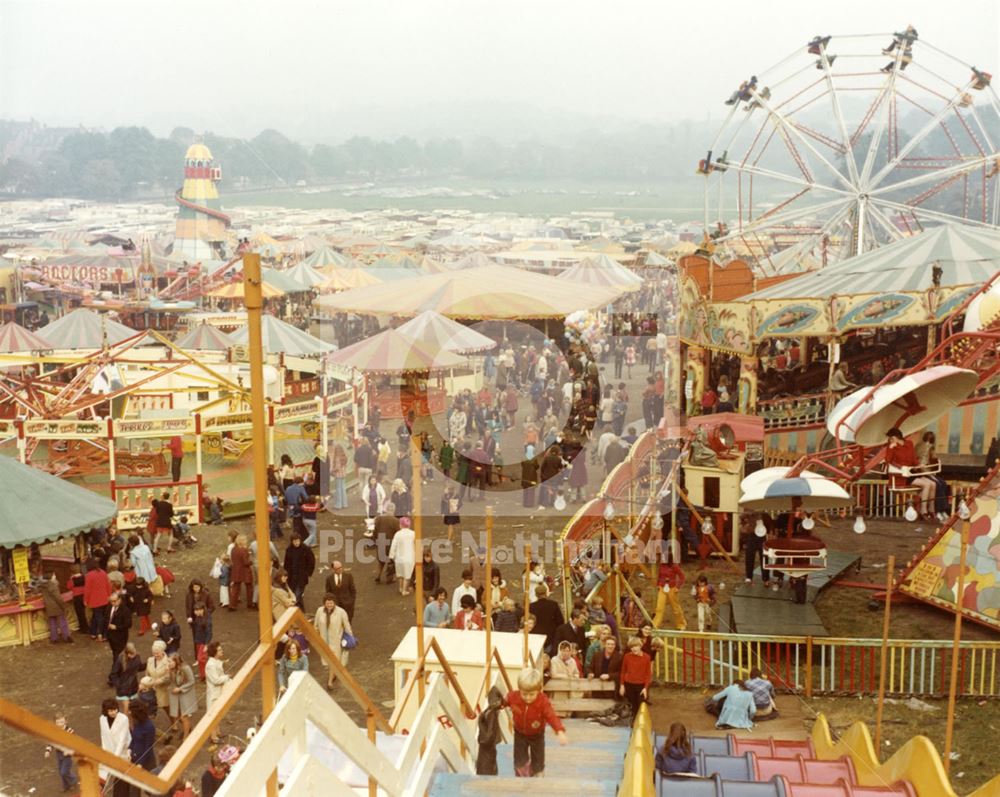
top-left (700, 30), bottom-right (1000, 274)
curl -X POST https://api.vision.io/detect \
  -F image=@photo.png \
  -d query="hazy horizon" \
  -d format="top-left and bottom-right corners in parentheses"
top-left (3, 0), bottom-right (998, 145)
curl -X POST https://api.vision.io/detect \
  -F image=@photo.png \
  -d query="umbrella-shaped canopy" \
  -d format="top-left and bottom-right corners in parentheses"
top-left (320, 268), bottom-right (382, 291)
top-left (559, 255), bottom-right (643, 289)
top-left (747, 224), bottom-right (1000, 301)
top-left (262, 268), bottom-right (304, 293)
top-left (642, 251), bottom-right (672, 266)
top-left (395, 311), bottom-right (496, 354)
top-left (739, 467), bottom-right (853, 511)
top-left (364, 257), bottom-right (423, 282)
top-left (328, 327), bottom-right (465, 374)
top-left (368, 242), bottom-right (397, 257)
top-left (230, 314), bottom-right (335, 356)
top-left (317, 264), bottom-right (625, 320)
top-left (825, 365), bottom-right (978, 446)
top-left (39, 308), bottom-right (140, 349)
top-left (205, 281), bottom-right (284, 299)
top-left (302, 246), bottom-right (350, 268)
top-left (284, 261), bottom-right (329, 290)
top-left (174, 322), bottom-right (237, 351)
top-left (0, 322), bottom-right (54, 353)
top-left (0, 457), bottom-right (118, 547)
top-left (299, 234), bottom-right (330, 253)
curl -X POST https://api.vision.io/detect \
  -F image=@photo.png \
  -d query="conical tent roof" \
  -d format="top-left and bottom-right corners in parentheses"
top-left (328, 327), bottom-right (465, 374)
top-left (395, 311), bottom-right (497, 354)
top-left (320, 268), bottom-right (382, 291)
top-left (39, 308), bottom-right (139, 349)
top-left (748, 223), bottom-right (1000, 301)
top-left (364, 257), bottom-right (423, 282)
top-left (0, 322), bottom-right (54, 353)
top-left (262, 268), bottom-right (305, 293)
top-left (302, 246), bottom-right (350, 268)
top-left (452, 251), bottom-right (495, 270)
top-left (558, 255), bottom-right (643, 289)
top-left (285, 261), bottom-right (329, 289)
top-left (643, 251), bottom-right (671, 266)
top-left (0, 457), bottom-right (118, 547)
top-left (230, 314), bottom-right (335, 356)
top-left (419, 256), bottom-right (450, 274)
top-left (317, 264), bottom-right (625, 320)
top-left (174, 322), bottom-right (237, 351)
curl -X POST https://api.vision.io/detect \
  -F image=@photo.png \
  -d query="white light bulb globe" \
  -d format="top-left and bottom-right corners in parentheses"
top-left (904, 504), bottom-right (918, 522)
top-left (958, 500), bottom-right (972, 520)
top-left (651, 513), bottom-right (664, 530)
top-left (603, 503), bottom-right (615, 521)
top-left (853, 515), bottom-right (867, 534)
top-left (801, 515), bottom-right (815, 531)
top-left (754, 519), bottom-right (767, 538)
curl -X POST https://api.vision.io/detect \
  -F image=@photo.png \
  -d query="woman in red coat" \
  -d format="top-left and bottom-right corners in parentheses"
top-left (228, 535), bottom-right (254, 611)
top-left (885, 427), bottom-right (937, 519)
top-left (83, 558), bottom-right (113, 641)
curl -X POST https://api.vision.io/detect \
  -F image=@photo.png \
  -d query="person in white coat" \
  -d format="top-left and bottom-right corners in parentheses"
top-left (313, 593), bottom-right (353, 689)
top-left (99, 698), bottom-right (131, 790)
top-left (204, 641), bottom-right (230, 744)
top-left (388, 516), bottom-right (416, 596)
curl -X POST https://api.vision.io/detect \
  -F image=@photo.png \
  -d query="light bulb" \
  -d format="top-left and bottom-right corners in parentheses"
top-left (904, 504), bottom-right (918, 522)
top-left (651, 513), bottom-right (664, 530)
top-left (702, 516), bottom-right (714, 534)
top-left (958, 499), bottom-right (971, 520)
top-left (801, 514), bottom-right (815, 530)
top-left (554, 494), bottom-right (567, 511)
top-left (853, 514), bottom-right (867, 534)
top-left (603, 502), bottom-right (615, 521)
top-left (754, 519), bottom-right (767, 538)
top-left (623, 534), bottom-right (635, 547)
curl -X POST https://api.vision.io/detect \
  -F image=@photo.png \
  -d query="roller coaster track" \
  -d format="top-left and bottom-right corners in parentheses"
top-left (174, 188), bottom-right (232, 226)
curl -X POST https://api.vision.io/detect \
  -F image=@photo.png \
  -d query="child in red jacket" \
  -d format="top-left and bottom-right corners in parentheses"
top-left (504, 668), bottom-right (568, 777)
top-left (619, 636), bottom-right (652, 716)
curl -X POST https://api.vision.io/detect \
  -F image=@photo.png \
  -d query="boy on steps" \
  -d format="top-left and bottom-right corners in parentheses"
top-left (504, 668), bottom-right (568, 777)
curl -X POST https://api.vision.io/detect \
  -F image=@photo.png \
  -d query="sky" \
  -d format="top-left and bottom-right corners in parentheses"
top-left (2, 0), bottom-right (998, 143)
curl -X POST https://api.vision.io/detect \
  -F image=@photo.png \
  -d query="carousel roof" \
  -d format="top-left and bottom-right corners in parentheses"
top-left (0, 322), bottom-right (54, 353)
top-left (0, 457), bottom-right (118, 548)
top-left (301, 245), bottom-right (350, 268)
top-left (748, 224), bottom-right (1000, 301)
top-left (262, 268), bottom-right (305, 293)
top-left (394, 310), bottom-right (497, 354)
top-left (558, 254), bottom-right (643, 289)
top-left (642, 251), bottom-right (672, 266)
top-left (39, 308), bottom-right (140, 349)
top-left (284, 261), bottom-right (329, 289)
top-left (317, 264), bottom-right (625, 320)
top-left (364, 257), bottom-right (423, 281)
top-left (173, 322), bottom-right (237, 351)
top-left (327, 326), bottom-right (465, 374)
top-left (205, 281), bottom-right (284, 299)
top-left (320, 268), bottom-right (383, 291)
top-left (230, 314), bottom-right (335, 356)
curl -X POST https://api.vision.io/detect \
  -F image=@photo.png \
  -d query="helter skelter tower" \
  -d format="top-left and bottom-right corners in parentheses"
top-left (173, 142), bottom-right (231, 261)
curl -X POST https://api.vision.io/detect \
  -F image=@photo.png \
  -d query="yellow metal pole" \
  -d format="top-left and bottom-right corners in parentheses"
top-left (411, 436), bottom-right (425, 703)
top-left (874, 555), bottom-right (895, 752)
top-left (943, 519), bottom-right (969, 774)
top-left (485, 505), bottom-right (494, 687)
top-left (242, 253), bottom-right (278, 797)
top-left (523, 543), bottom-right (532, 666)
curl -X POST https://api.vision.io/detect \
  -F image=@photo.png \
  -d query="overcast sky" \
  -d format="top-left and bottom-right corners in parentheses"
top-left (2, 0), bottom-right (998, 142)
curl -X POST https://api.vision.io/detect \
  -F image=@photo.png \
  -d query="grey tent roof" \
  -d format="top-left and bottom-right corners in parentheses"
top-left (748, 224), bottom-right (1000, 301)
top-left (38, 308), bottom-right (140, 349)
top-left (230, 314), bottom-right (335, 356)
top-left (394, 310), bottom-right (497, 354)
top-left (0, 457), bottom-right (118, 547)
top-left (174, 322), bottom-right (237, 351)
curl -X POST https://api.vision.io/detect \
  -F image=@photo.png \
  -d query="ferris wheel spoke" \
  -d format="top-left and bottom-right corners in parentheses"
top-left (748, 87), bottom-right (855, 190)
top-left (865, 202), bottom-right (906, 242)
top-left (733, 196), bottom-right (849, 237)
top-left (817, 50), bottom-right (861, 185)
top-left (869, 196), bottom-right (1000, 229)
top-left (866, 77), bottom-right (977, 190)
top-left (735, 162), bottom-right (852, 196)
top-left (869, 153), bottom-right (998, 196)
top-left (858, 68), bottom-right (900, 187)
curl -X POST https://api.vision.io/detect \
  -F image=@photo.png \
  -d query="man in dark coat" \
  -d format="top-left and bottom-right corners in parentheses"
top-left (324, 560), bottom-right (357, 621)
top-left (538, 446), bottom-right (564, 508)
top-left (105, 591), bottom-right (132, 682)
top-left (374, 512), bottom-right (400, 584)
top-left (530, 584), bottom-right (564, 651)
top-left (283, 534), bottom-right (316, 611)
top-left (552, 608), bottom-right (588, 657)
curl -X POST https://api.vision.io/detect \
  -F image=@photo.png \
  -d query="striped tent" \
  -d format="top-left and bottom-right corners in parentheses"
top-left (206, 281), bottom-right (284, 299)
top-left (317, 264), bottom-right (625, 320)
top-left (748, 224), bottom-right (1000, 301)
top-left (395, 311), bottom-right (496, 354)
top-left (320, 268), bottom-right (382, 291)
top-left (262, 268), bottom-right (304, 293)
top-left (364, 257), bottom-right (423, 282)
top-left (174, 322), bottom-right (237, 351)
top-left (451, 251), bottom-right (495, 270)
top-left (302, 246), bottom-right (350, 268)
top-left (39, 308), bottom-right (139, 349)
top-left (558, 254), bottom-right (643, 289)
top-left (285, 261), bottom-right (329, 290)
top-left (230, 314), bottom-right (335, 356)
top-left (0, 322), bottom-right (54, 353)
top-left (419, 256), bottom-right (451, 274)
top-left (642, 251), bottom-right (671, 266)
top-left (328, 327), bottom-right (465, 374)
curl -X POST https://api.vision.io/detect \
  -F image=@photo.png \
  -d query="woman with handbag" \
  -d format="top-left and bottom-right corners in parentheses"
top-left (313, 593), bottom-right (353, 689)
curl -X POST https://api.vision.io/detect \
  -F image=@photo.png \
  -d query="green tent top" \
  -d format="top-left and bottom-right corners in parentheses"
top-left (0, 457), bottom-right (117, 548)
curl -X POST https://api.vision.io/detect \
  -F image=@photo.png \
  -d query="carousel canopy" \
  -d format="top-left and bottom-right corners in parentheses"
top-left (230, 314), bottom-right (335, 356)
top-left (558, 254), bottom-right (643, 289)
top-left (285, 261), bottom-right (329, 290)
top-left (364, 256), bottom-right (423, 282)
top-left (0, 322), bottom-right (54, 353)
top-left (327, 327), bottom-right (465, 374)
top-left (0, 458), bottom-right (118, 548)
top-left (173, 322), bottom-right (237, 351)
top-left (39, 308), bottom-right (139, 349)
top-left (320, 268), bottom-right (382, 291)
top-left (451, 251), bottom-right (495, 270)
top-left (642, 251), bottom-right (671, 266)
top-left (302, 245), bottom-right (350, 268)
top-left (262, 268), bottom-right (305, 293)
top-left (317, 264), bottom-right (625, 320)
top-left (206, 281), bottom-right (284, 299)
top-left (748, 224), bottom-right (1000, 301)
top-left (395, 310), bottom-right (496, 354)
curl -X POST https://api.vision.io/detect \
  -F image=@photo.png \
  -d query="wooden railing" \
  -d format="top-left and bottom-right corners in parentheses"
top-left (646, 628), bottom-right (999, 699)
